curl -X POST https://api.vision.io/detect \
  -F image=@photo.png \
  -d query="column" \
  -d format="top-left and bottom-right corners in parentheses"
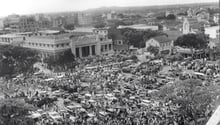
top-left (79, 47), bottom-right (82, 58)
top-left (89, 46), bottom-right (92, 56)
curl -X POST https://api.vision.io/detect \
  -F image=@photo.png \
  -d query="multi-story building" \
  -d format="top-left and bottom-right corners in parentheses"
top-left (3, 14), bottom-right (20, 32)
top-left (52, 16), bottom-right (66, 28)
top-left (21, 30), bottom-right (71, 57)
top-left (70, 28), bottom-right (113, 57)
top-left (77, 13), bottom-right (93, 26)
top-left (0, 34), bottom-right (25, 46)
top-left (3, 15), bottom-right (38, 32)
top-left (145, 36), bottom-right (173, 55)
top-left (117, 24), bottom-right (159, 31)
top-left (205, 26), bottom-right (220, 39)
top-left (196, 10), bottom-right (210, 22)
top-left (182, 17), bottom-right (203, 34)
top-left (18, 16), bottom-right (38, 32)
top-left (213, 13), bottom-right (220, 24)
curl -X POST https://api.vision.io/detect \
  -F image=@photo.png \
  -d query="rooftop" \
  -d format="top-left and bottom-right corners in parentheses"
top-left (151, 36), bottom-right (171, 43)
top-left (38, 30), bottom-right (60, 34)
top-left (0, 34), bottom-right (23, 38)
top-left (117, 24), bottom-right (158, 30)
top-left (164, 30), bottom-right (183, 41)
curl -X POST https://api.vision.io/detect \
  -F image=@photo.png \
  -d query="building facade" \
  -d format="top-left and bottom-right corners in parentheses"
top-left (21, 30), bottom-right (71, 57)
top-left (77, 13), bottom-right (93, 26)
top-left (0, 34), bottom-right (25, 46)
top-left (145, 36), bottom-right (173, 54)
top-left (71, 28), bottom-right (113, 57)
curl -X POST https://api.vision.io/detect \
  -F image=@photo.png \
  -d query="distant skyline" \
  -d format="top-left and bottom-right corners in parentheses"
top-left (0, 0), bottom-right (218, 17)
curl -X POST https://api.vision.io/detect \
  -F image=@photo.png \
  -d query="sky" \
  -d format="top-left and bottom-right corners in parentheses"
top-left (0, 0), bottom-right (218, 17)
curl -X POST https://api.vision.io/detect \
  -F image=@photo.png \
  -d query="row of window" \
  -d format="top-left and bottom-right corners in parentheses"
top-left (161, 42), bottom-right (171, 47)
top-left (101, 44), bottom-right (112, 52)
top-left (1, 38), bottom-right (12, 42)
top-left (26, 42), bottom-right (69, 48)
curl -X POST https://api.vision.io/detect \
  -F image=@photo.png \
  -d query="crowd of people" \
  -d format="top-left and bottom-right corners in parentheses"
top-left (1, 54), bottom-right (219, 125)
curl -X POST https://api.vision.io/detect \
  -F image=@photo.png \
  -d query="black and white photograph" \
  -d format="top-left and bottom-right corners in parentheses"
top-left (0, 0), bottom-right (219, 124)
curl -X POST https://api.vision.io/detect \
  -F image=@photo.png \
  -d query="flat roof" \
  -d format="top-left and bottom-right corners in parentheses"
top-left (38, 30), bottom-right (60, 34)
top-left (0, 34), bottom-right (23, 38)
top-left (73, 27), bottom-right (94, 33)
top-left (117, 24), bottom-right (158, 30)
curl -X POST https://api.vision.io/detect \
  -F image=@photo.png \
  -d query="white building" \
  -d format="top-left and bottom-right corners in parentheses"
top-left (145, 36), bottom-right (173, 55)
top-left (70, 28), bottom-right (113, 57)
top-left (21, 30), bottom-right (71, 57)
top-left (117, 24), bottom-right (159, 31)
top-left (213, 13), bottom-right (220, 24)
top-left (205, 26), bottom-right (220, 39)
top-left (0, 34), bottom-right (25, 46)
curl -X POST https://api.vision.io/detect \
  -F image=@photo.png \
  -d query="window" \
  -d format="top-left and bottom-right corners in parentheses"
top-left (109, 44), bottom-right (112, 50)
top-left (101, 45), bottom-right (104, 52)
top-left (61, 44), bottom-right (64, 47)
top-left (105, 45), bottom-right (107, 51)
top-left (56, 44), bottom-right (59, 48)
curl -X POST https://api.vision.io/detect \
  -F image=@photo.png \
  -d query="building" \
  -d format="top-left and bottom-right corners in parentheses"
top-left (113, 34), bottom-right (129, 53)
top-left (0, 34), bottom-right (25, 46)
top-left (145, 36), bottom-right (173, 54)
top-left (117, 24), bottom-right (159, 31)
top-left (77, 13), bottom-right (93, 26)
top-left (0, 19), bottom-right (3, 29)
top-left (70, 28), bottom-right (113, 57)
top-left (205, 26), bottom-right (220, 39)
top-left (182, 17), bottom-right (203, 34)
top-left (213, 13), bottom-right (220, 24)
top-left (52, 17), bottom-right (66, 28)
top-left (19, 16), bottom-right (38, 32)
top-left (196, 10), bottom-right (210, 22)
top-left (21, 30), bottom-right (71, 57)
top-left (3, 15), bottom-right (38, 32)
top-left (3, 14), bottom-right (20, 32)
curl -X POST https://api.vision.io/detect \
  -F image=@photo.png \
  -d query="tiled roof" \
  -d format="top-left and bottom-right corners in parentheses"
top-left (164, 30), bottom-right (183, 41)
top-left (152, 36), bottom-right (171, 43)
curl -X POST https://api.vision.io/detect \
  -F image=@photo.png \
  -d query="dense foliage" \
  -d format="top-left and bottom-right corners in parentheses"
top-left (0, 99), bottom-right (35, 125)
top-left (120, 28), bottom-right (167, 48)
top-left (157, 79), bottom-right (220, 124)
top-left (64, 24), bottom-right (75, 30)
top-left (0, 45), bottom-right (39, 78)
top-left (45, 49), bottom-right (75, 70)
top-left (174, 33), bottom-right (208, 49)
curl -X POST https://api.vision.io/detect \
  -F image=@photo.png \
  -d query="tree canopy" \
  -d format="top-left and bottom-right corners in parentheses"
top-left (121, 28), bottom-right (167, 48)
top-left (157, 79), bottom-right (220, 124)
top-left (64, 24), bottom-right (75, 30)
top-left (0, 45), bottom-right (39, 78)
top-left (174, 33), bottom-right (208, 49)
top-left (44, 49), bottom-right (75, 70)
top-left (0, 99), bottom-right (36, 125)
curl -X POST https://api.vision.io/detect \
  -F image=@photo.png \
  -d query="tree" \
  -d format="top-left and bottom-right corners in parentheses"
top-left (174, 34), bottom-right (208, 50)
top-left (0, 99), bottom-right (36, 125)
top-left (166, 14), bottom-right (176, 20)
top-left (94, 22), bottom-right (106, 28)
top-left (64, 24), bottom-right (75, 30)
top-left (147, 45), bottom-right (159, 56)
top-left (0, 45), bottom-right (39, 78)
top-left (44, 49), bottom-right (75, 69)
top-left (120, 28), bottom-right (167, 48)
top-left (157, 79), bottom-right (220, 124)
